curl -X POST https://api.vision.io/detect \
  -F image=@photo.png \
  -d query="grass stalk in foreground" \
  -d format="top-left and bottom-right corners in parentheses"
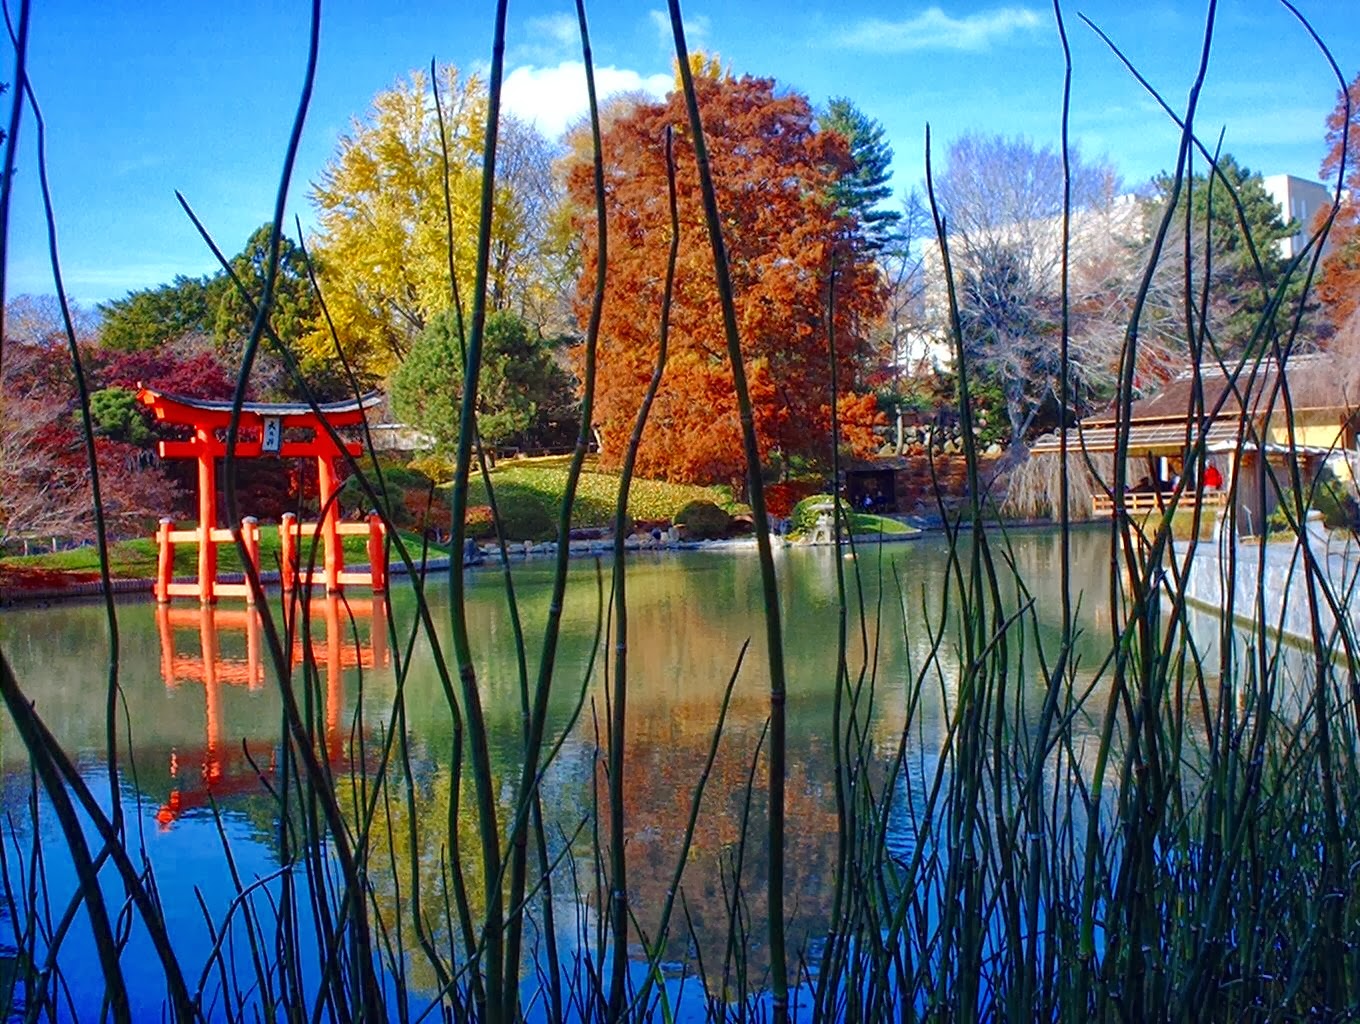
top-left (666, 3), bottom-right (793, 1016)
top-left (603, 123), bottom-right (679, 1021)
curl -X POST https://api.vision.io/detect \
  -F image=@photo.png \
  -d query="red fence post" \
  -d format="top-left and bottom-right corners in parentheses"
top-left (280, 513), bottom-right (297, 593)
top-left (197, 442), bottom-right (217, 604)
top-left (242, 516), bottom-right (260, 606)
top-left (318, 455), bottom-right (342, 593)
top-left (367, 512), bottom-right (387, 593)
top-left (156, 517), bottom-right (175, 603)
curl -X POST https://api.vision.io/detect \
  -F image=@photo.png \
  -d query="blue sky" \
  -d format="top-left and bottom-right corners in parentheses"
top-left (4, 0), bottom-right (1356, 307)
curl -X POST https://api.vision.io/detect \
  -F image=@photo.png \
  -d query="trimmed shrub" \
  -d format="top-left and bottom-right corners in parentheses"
top-left (398, 489), bottom-right (451, 539)
top-left (1268, 475), bottom-right (1360, 534)
top-left (381, 465), bottom-right (435, 491)
top-left (339, 463), bottom-right (436, 527)
top-left (465, 504), bottom-right (495, 539)
top-left (496, 501), bottom-right (558, 542)
top-left (673, 500), bottom-right (731, 540)
top-left (790, 494), bottom-right (845, 536)
top-left (408, 452), bottom-right (453, 483)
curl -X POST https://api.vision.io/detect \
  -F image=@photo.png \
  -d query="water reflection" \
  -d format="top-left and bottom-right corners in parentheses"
top-left (150, 597), bottom-right (390, 827)
top-left (0, 529), bottom-right (1124, 1013)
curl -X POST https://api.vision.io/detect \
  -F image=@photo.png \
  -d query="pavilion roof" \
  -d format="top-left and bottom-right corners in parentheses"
top-left (1085, 353), bottom-right (1359, 429)
top-left (1030, 419), bottom-right (1243, 455)
top-left (1032, 352), bottom-right (1359, 455)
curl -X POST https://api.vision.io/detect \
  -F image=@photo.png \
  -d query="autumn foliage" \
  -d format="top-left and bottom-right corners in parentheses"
top-left (1317, 71), bottom-right (1360, 329)
top-left (763, 479), bottom-right (821, 519)
top-left (0, 340), bottom-right (173, 544)
top-left (566, 73), bottom-right (886, 487)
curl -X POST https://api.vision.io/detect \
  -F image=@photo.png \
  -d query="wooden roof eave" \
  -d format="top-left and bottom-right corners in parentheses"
top-left (135, 386), bottom-right (382, 429)
top-left (1029, 419), bottom-right (1248, 455)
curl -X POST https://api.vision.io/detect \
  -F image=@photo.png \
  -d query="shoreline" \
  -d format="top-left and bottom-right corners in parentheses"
top-left (0, 516), bottom-right (1081, 608)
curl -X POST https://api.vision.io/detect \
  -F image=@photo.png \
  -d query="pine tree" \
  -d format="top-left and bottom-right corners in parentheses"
top-left (1151, 154), bottom-right (1306, 355)
top-left (822, 97), bottom-right (901, 254)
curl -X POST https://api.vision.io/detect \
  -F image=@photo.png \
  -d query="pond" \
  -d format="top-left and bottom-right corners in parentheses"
top-left (0, 528), bottom-right (1120, 1018)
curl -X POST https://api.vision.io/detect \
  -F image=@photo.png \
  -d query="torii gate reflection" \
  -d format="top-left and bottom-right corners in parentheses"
top-left (154, 595), bottom-right (390, 827)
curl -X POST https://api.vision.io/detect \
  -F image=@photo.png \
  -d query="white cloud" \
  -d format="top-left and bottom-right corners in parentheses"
top-left (527, 13), bottom-right (579, 50)
top-left (501, 62), bottom-right (672, 139)
top-left (835, 6), bottom-right (1044, 53)
top-left (508, 14), bottom-right (581, 65)
top-left (647, 8), bottom-right (711, 50)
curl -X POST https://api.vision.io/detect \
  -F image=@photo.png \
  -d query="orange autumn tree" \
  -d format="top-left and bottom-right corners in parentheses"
top-left (566, 72), bottom-right (886, 487)
top-left (1318, 70), bottom-right (1360, 328)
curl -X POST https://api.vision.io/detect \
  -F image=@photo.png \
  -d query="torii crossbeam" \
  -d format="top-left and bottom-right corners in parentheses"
top-left (136, 387), bottom-right (389, 603)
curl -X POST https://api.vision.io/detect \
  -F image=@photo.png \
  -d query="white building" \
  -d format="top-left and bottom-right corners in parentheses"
top-left (1262, 173), bottom-right (1334, 260)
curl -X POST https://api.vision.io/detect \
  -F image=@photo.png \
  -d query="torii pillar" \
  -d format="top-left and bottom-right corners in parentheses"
top-left (194, 424), bottom-right (218, 602)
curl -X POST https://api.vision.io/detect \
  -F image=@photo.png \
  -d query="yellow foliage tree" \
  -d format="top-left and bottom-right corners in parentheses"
top-left (673, 49), bottom-right (727, 88)
top-left (309, 65), bottom-right (541, 379)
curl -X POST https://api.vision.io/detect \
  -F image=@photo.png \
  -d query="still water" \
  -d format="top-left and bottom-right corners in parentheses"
top-left (0, 528), bottom-right (1118, 1016)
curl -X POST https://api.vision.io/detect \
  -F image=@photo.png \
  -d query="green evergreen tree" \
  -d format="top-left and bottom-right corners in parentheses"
top-left (95, 226), bottom-right (345, 398)
top-left (88, 387), bottom-right (154, 446)
top-left (213, 224), bottom-right (321, 357)
top-left (1151, 154), bottom-right (1306, 355)
top-left (97, 274), bottom-right (223, 351)
top-left (390, 309), bottom-right (574, 452)
top-left (212, 224), bottom-right (349, 399)
top-left (822, 97), bottom-right (901, 254)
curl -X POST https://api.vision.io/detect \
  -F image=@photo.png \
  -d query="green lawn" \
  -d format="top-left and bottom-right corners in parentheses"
top-left (2, 462), bottom-right (754, 576)
top-left (849, 513), bottom-right (919, 537)
top-left (461, 459), bottom-right (743, 528)
top-left (2, 530), bottom-right (430, 579)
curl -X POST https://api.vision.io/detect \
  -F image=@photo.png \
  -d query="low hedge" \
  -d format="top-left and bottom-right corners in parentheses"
top-left (1267, 476), bottom-right (1360, 534)
top-left (673, 500), bottom-right (731, 540)
top-left (490, 499), bottom-right (559, 542)
top-left (339, 464), bottom-right (436, 527)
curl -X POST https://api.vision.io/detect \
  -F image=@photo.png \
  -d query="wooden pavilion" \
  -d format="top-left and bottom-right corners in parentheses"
top-left (136, 387), bottom-right (389, 603)
top-left (1031, 354), bottom-right (1359, 532)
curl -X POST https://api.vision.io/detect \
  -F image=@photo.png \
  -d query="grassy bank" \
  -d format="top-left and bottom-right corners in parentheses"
top-left (0, 461), bottom-right (746, 580)
top-left (456, 455), bottom-right (745, 523)
top-left (0, 472), bottom-right (931, 584)
top-left (0, 531), bottom-right (417, 579)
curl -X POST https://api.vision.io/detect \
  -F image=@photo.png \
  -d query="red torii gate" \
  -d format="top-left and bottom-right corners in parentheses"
top-left (136, 387), bottom-right (389, 603)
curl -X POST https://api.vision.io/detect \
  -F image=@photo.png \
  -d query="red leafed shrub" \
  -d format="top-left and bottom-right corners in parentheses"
top-left (764, 480), bottom-right (820, 519)
top-left (97, 346), bottom-right (236, 399)
top-left (463, 504), bottom-right (494, 539)
top-left (403, 489), bottom-right (453, 538)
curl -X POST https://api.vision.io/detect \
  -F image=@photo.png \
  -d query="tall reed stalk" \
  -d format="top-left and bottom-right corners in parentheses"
top-left (664, 6), bottom-right (794, 1017)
